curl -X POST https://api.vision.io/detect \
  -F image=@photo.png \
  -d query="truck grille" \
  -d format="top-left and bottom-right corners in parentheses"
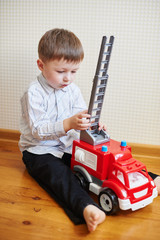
top-left (133, 188), bottom-right (148, 198)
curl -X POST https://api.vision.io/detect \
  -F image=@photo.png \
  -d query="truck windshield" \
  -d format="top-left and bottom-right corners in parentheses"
top-left (127, 171), bottom-right (149, 189)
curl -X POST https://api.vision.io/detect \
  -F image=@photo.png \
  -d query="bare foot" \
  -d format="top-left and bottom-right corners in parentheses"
top-left (154, 176), bottom-right (160, 195)
top-left (83, 205), bottom-right (106, 232)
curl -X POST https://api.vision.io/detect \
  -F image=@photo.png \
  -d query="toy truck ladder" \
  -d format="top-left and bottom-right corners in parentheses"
top-left (80, 36), bottom-right (114, 145)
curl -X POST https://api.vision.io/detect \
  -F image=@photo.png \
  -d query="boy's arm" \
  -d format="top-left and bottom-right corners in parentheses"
top-left (21, 90), bottom-right (66, 140)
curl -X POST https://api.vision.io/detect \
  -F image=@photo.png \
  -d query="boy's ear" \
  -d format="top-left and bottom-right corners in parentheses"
top-left (37, 59), bottom-right (44, 71)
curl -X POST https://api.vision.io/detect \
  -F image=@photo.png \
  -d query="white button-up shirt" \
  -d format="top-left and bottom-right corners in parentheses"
top-left (19, 73), bottom-right (87, 158)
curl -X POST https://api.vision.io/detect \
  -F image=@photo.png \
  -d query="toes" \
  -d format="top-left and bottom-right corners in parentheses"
top-left (88, 223), bottom-right (97, 232)
top-left (87, 216), bottom-right (99, 232)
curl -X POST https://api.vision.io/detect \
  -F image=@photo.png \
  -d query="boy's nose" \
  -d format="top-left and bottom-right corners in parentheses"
top-left (63, 73), bottom-right (71, 82)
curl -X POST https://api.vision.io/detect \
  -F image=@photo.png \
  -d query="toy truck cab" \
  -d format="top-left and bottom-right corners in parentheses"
top-left (71, 139), bottom-right (158, 214)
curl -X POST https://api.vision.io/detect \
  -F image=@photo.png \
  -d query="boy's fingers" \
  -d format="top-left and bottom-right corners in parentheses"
top-left (79, 123), bottom-right (91, 130)
top-left (79, 110), bottom-right (88, 115)
top-left (78, 118), bottom-right (90, 124)
top-left (79, 110), bottom-right (90, 117)
top-left (98, 125), bottom-right (107, 131)
top-left (83, 114), bottom-right (91, 119)
top-left (79, 113), bottom-right (90, 119)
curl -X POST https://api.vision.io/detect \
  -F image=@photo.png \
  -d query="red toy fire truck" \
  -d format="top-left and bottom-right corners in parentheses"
top-left (71, 36), bottom-right (158, 214)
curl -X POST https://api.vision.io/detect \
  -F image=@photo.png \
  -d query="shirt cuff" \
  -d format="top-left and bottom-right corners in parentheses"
top-left (54, 121), bottom-right (66, 138)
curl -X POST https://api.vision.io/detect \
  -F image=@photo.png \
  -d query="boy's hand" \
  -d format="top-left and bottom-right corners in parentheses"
top-left (90, 120), bottom-right (107, 131)
top-left (98, 122), bottom-right (107, 131)
top-left (63, 110), bottom-right (91, 132)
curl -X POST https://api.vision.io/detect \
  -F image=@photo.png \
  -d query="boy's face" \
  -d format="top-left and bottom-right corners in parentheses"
top-left (37, 58), bottom-right (80, 89)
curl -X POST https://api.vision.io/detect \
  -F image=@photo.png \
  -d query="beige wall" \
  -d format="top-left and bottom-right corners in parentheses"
top-left (0, 0), bottom-right (160, 145)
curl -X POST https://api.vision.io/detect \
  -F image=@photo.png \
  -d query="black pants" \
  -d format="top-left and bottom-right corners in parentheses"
top-left (22, 151), bottom-right (101, 225)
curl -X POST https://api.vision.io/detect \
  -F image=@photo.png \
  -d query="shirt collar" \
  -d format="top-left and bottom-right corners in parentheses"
top-left (37, 73), bottom-right (69, 94)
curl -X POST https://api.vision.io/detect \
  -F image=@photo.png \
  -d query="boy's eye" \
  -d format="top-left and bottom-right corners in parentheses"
top-left (57, 71), bottom-right (64, 73)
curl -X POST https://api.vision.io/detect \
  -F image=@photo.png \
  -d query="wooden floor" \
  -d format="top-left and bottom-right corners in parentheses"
top-left (0, 144), bottom-right (160, 240)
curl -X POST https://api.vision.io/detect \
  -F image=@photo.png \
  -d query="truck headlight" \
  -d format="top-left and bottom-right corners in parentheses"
top-left (151, 181), bottom-right (155, 187)
top-left (75, 149), bottom-right (85, 163)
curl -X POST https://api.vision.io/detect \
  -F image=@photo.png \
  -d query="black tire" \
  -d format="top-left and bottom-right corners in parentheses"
top-left (74, 172), bottom-right (89, 191)
top-left (98, 189), bottom-right (119, 215)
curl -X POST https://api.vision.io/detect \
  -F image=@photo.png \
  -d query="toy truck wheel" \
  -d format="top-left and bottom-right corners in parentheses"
top-left (98, 189), bottom-right (119, 215)
top-left (74, 172), bottom-right (89, 191)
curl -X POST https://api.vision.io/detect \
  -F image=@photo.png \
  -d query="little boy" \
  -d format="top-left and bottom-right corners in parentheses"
top-left (19, 28), bottom-right (106, 232)
top-left (19, 28), bottom-right (159, 232)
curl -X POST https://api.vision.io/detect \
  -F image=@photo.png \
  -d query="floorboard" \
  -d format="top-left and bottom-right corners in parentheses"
top-left (0, 147), bottom-right (160, 240)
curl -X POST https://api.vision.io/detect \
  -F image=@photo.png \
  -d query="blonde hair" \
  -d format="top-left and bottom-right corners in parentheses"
top-left (38, 28), bottom-right (84, 63)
